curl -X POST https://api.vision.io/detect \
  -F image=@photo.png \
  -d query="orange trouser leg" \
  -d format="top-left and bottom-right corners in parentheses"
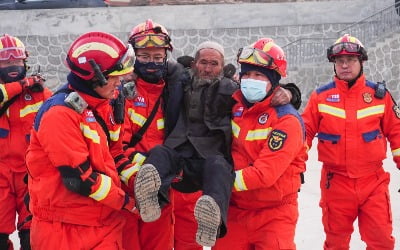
top-left (31, 216), bottom-right (125, 250)
top-left (139, 202), bottom-right (174, 250)
top-left (122, 210), bottom-right (140, 250)
top-left (213, 200), bottom-right (298, 250)
top-left (173, 190), bottom-right (203, 250)
top-left (320, 167), bottom-right (394, 250)
top-left (0, 170), bottom-right (31, 234)
top-left (357, 171), bottom-right (394, 250)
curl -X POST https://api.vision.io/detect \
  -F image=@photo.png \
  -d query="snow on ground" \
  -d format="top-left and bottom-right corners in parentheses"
top-left (10, 140), bottom-right (400, 249)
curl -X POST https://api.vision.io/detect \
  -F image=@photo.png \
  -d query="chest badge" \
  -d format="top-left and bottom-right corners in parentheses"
top-left (233, 106), bottom-right (244, 117)
top-left (326, 94), bottom-right (340, 102)
top-left (258, 113), bottom-right (269, 124)
top-left (134, 96), bottom-right (147, 107)
top-left (363, 92), bottom-right (373, 104)
top-left (85, 110), bottom-right (96, 122)
top-left (24, 93), bottom-right (32, 101)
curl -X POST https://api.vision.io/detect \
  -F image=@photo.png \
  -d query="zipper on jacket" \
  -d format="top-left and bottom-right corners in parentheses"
top-left (325, 172), bottom-right (334, 189)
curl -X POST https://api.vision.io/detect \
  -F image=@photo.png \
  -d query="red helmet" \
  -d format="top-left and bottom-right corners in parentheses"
top-left (237, 38), bottom-right (287, 77)
top-left (66, 31), bottom-right (134, 81)
top-left (327, 34), bottom-right (368, 62)
top-left (0, 34), bottom-right (27, 61)
top-left (128, 19), bottom-right (173, 51)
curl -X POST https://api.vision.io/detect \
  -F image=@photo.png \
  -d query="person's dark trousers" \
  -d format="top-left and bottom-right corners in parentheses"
top-left (145, 145), bottom-right (234, 237)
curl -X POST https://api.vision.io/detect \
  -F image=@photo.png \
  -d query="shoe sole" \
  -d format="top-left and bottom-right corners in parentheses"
top-left (134, 164), bottom-right (161, 222)
top-left (194, 195), bottom-right (221, 247)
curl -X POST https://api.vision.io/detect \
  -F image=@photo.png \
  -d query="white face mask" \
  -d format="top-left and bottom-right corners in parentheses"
top-left (240, 78), bottom-right (269, 103)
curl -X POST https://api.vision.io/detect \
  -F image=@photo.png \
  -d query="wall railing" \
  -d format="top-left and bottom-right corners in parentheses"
top-left (283, 3), bottom-right (400, 69)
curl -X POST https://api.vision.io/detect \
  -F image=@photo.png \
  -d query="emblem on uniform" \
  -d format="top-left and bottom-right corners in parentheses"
top-left (258, 113), bottom-right (269, 124)
top-left (363, 92), bottom-right (373, 103)
top-left (134, 96), bottom-right (146, 107)
top-left (85, 110), bottom-right (96, 122)
top-left (393, 105), bottom-right (400, 119)
top-left (326, 94), bottom-right (340, 103)
top-left (268, 129), bottom-right (287, 151)
top-left (24, 93), bottom-right (32, 101)
top-left (233, 106), bottom-right (244, 117)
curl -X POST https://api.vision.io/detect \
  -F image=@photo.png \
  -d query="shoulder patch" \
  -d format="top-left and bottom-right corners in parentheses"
top-left (316, 81), bottom-right (335, 94)
top-left (268, 129), bottom-right (287, 151)
top-left (393, 105), bottom-right (400, 119)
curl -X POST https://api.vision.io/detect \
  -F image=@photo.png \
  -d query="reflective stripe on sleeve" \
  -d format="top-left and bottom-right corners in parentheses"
top-left (232, 120), bottom-right (240, 138)
top-left (234, 169), bottom-right (248, 191)
top-left (120, 163), bottom-right (141, 186)
top-left (80, 123), bottom-right (100, 144)
top-left (89, 174), bottom-right (112, 201)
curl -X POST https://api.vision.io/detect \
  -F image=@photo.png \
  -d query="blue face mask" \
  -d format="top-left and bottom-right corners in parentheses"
top-left (240, 78), bottom-right (269, 103)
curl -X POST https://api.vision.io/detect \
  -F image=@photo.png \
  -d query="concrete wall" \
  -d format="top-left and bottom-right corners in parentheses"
top-left (0, 0), bottom-right (397, 101)
top-left (286, 32), bottom-right (400, 111)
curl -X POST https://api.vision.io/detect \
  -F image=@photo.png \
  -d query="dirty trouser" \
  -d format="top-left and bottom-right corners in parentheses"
top-left (213, 198), bottom-right (298, 250)
top-left (320, 167), bottom-right (394, 250)
top-left (145, 145), bottom-right (234, 238)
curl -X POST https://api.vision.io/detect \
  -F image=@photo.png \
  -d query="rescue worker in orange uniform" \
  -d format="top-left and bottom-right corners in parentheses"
top-left (133, 39), bottom-right (303, 248)
top-left (213, 38), bottom-right (306, 250)
top-left (302, 34), bottom-right (400, 249)
top-left (25, 31), bottom-right (152, 249)
top-left (0, 34), bottom-right (51, 250)
top-left (121, 19), bottom-right (185, 250)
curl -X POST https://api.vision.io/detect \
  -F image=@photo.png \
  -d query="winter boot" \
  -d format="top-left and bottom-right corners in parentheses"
top-left (134, 164), bottom-right (161, 222)
top-left (194, 195), bottom-right (221, 247)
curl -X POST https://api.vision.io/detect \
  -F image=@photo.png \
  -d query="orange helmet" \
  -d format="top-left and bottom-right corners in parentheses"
top-left (66, 31), bottom-right (134, 81)
top-left (128, 19), bottom-right (173, 51)
top-left (0, 34), bottom-right (27, 61)
top-left (237, 38), bottom-right (287, 77)
top-left (327, 34), bottom-right (368, 62)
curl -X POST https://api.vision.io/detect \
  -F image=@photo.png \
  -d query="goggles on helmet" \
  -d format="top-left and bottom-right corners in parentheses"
top-left (0, 47), bottom-right (26, 61)
top-left (237, 46), bottom-right (277, 69)
top-left (331, 42), bottom-right (361, 54)
top-left (129, 34), bottom-right (170, 49)
top-left (104, 43), bottom-right (134, 77)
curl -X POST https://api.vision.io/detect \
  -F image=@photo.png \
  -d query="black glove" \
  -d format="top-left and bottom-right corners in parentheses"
top-left (280, 82), bottom-right (302, 110)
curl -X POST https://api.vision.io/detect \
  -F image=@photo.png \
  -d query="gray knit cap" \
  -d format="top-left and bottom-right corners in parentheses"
top-left (196, 41), bottom-right (225, 57)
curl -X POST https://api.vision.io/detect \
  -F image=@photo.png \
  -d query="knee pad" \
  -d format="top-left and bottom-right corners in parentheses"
top-left (18, 230), bottom-right (31, 250)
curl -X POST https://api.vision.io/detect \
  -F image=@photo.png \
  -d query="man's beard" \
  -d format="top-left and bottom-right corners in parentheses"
top-left (192, 69), bottom-right (223, 88)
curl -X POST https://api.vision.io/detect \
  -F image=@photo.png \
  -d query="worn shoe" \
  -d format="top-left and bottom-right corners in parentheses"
top-left (194, 195), bottom-right (221, 247)
top-left (134, 164), bottom-right (161, 222)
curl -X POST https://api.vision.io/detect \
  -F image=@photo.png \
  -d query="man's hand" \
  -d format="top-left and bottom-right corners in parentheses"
top-left (271, 87), bottom-right (292, 106)
top-left (19, 75), bottom-right (45, 92)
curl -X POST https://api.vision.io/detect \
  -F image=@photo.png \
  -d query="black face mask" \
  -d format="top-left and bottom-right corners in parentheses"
top-left (0, 65), bottom-right (26, 83)
top-left (134, 60), bottom-right (166, 84)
